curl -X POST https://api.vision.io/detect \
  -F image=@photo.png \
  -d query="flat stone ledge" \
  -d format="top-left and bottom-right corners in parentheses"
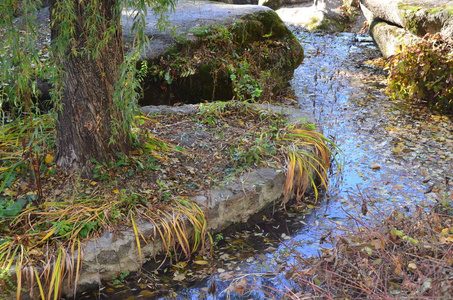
top-left (71, 103), bottom-right (315, 293)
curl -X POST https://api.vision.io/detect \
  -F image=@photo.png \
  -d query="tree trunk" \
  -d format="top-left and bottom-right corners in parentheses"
top-left (50, 0), bottom-right (131, 174)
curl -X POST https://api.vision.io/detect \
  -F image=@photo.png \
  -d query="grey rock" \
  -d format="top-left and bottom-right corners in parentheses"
top-left (368, 19), bottom-right (417, 57)
top-left (16, 0), bottom-right (303, 107)
top-left (360, 0), bottom-right (453, 56)
top-left (131, 0), bottom-right (303, 105)
top-left (215, 0), bottom-right (260, 5)
top-left (121, 0), bottom-right (275, 60)
top-left (275, 0), bottom-right (352, 32)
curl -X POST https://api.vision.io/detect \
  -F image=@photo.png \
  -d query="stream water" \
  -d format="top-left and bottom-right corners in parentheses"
top-left (83, 27), bottom-right (453, 300)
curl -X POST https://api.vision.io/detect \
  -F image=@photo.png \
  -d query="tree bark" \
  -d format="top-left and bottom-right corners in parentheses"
top-left (50, 0), bottom-right (131, 174)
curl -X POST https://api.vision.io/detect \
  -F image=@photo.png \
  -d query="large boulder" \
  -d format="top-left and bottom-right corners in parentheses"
top-left (259, 0), bottom-right (312, 10)
top-left (368, 19), bottom-right (417, 57)
top-left (274, 0), bottom-right (358, 32)
top-left (14, 0), bottom-right (303, 107)
top-left (362, 0), bottom-right (453, 36)
top-left (123, 0), bottom-right (304, 105)
top-left (361, 0), bottom-right (453, 56)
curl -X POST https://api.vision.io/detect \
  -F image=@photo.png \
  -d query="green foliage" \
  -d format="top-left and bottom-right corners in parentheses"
top-left (386, 34), bottom-right (453, 112)
top-left (197, 100), bottom-right (336, 204)
top-left (0, 113), bottom-right (55, 207)
top-left (112, 271), bottom-right (130, 286)
top-left (0, 1), bottom-right (212, 299)
top-left (1, 0), bottom-right (177, 144)
top-left (229, 61), bottom-right (264, 101)
top-left (340, 0), bottom-right (359, 23)
top-left (0, 198), bottom-right (26, 218)
top-left (0, 266), bottom-right (15, 295)
top-left (148, 15), bottom-right (303, 103)
top-left (0, 0), bottom-right (45, 115)
top-left (91, 150), bottom-right (162, 183)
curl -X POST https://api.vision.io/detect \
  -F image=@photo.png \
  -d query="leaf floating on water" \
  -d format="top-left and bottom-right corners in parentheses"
top-left (228, 278), bottom-right (247, 295)
top-left (218, 271), bottom-right (235, 281)
top-left (424, 184), bottom-right (435, 194)
top-left (370, 162), bottom-right (381, 170)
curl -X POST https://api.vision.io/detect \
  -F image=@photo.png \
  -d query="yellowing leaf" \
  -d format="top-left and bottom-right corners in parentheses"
top-left (392, 145), bottom-right (403, 154)
top-left (440, 236), bottom-right (453, 244)
top-left (394, 264), bottom-right (403, 276)
top-left (363, 246), bottom-right (373, 256)
top-left (373, 258), bottom-right (382, 265)
top-left (45, 153), bottom-right (54, 164)
top-left (113, 189), bottom-right (120, 194)
top-left (40, 228), bottom-right (57, 242)
top-left (173, 272), bottom-right (186, 281)
top-left (193, 260), bottom-right (209, 265)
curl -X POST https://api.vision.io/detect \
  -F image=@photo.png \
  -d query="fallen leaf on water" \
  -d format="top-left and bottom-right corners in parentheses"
top-left (218, 271), bottom-right (235, 281)
top-left (370, 162), bottom-right (381, 169)
top-left (228, 278), bottom-right (247, 295)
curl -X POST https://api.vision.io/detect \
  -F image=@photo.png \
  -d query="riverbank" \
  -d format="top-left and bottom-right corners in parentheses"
top-left (90, 22), bottom-right (453, 300)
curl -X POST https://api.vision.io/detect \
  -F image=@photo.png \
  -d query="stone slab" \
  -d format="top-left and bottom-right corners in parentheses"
top-left (71, 103), bottom-right (315, 293)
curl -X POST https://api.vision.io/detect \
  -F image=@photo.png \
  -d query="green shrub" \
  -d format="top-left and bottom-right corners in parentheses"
top-left (386, 34), bottom-right (453, 112)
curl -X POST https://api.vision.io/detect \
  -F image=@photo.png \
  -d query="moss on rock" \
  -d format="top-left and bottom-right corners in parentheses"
top-left (398, 3), bottom-right (453, 36)
top-left (140, 10), bottom-right (303, 106)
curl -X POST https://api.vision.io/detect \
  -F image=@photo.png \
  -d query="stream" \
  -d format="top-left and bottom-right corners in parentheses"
top-left (82, 26), bottom-right (453, 300)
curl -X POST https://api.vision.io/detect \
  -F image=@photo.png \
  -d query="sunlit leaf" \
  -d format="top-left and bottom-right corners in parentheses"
top-left (45, 153), bottom-right (54, 164)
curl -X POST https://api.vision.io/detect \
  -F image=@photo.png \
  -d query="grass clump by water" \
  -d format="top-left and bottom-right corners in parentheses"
top-left (0, 100), bottom-right (335, 299)
top-left (0, 112), bottom-right (207, 299)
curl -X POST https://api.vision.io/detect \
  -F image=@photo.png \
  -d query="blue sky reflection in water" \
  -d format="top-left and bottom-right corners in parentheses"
top-left (99, 28), bottom-right (453, 300)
